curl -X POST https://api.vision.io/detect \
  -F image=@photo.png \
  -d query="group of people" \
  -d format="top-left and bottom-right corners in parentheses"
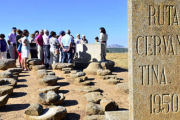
top-left (0, 27), bottom-right (108, 71)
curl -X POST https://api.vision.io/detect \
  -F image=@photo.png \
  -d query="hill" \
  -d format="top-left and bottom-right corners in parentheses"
top-left (107, 44), bottom-right (124, 48)
top-left (106, 48), bottom-right (128, 53)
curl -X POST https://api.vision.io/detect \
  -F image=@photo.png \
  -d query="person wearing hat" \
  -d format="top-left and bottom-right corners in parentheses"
top-left (58, 31), bottom-right (65, 63)
top-left (80, 34), bottom-right (88, 44)
top-left (75, 34), bottom-right (81, 44)
top-left (8, 27), bottom-right (17, 59)
top-left (60, 29), bottom-right (72, 63)
top-left (35, 30), bottom-right (44, 64)
top-left (43, 29), bottom-right (50, 68)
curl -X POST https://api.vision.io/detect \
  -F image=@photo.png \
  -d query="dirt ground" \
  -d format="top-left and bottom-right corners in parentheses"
top-left (0, 53), bottom-right (129, 120)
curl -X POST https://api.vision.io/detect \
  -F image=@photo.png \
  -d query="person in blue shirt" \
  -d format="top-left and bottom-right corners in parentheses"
top-left (0, 34), bottom-right (8, 59)
top-left (60, 30), bottom-right (72, 63)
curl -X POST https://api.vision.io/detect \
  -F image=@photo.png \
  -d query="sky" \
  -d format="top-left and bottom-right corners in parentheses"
top-left (0, 0), bottom-right (128, 47)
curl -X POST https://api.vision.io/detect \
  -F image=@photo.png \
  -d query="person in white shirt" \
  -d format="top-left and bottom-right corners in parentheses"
top-left (60, 30), bottom-right (72, 63)
top-left (80, 34), bottom-right (88, 44)
top-left (43, 29), bottom-right (50, 68)
top-left (75, 34), bottom-right (81, 44)
top-left (100, 27), bottom-right (108, 60)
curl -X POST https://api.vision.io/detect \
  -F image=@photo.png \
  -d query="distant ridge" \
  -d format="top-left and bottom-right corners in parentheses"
top-left (107, 44), bottom-right (124, 48)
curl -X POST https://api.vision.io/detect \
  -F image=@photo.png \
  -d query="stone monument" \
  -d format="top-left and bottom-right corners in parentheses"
top-left (129, 0), bottom-right (180, 119)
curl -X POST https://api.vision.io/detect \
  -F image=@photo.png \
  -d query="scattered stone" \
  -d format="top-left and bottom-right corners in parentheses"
top-left (100, 60), bottom-right (115, 71)
top-left (116, 83), bottom-right (129, 94)
top-left (43, 75), bottom-right (58, 86)
top-left (76, 81), bottom-right (92, 86)
top-left (105, 110), bottom-right (129, 120)
top-left (105, 79), bottom-right (120, 85)
top-left (38, 86), bottom-right (60, 93)
top-left (62, 68), bottom-right (72, 71)
top-left (86, 102), bottom-right (104, 115)
top-left (71, 70), bottom-right (77, 74)
top-left (84, 92), bottom-right (104, 104)
top-left (70, 72), bottom-right (86, 79)
top-left (0, 86), bottom-right (13, 96)
top-left (74, 77), bottom-right (84, 83)
top-left (62, 71), bottom-right (71, 74)
top-left (25, 103), bottom-right (43, 116)
top-left (83, 62), bottom-right (103, 75)
top-left (84, 115), bottom-right (105, 120)
top-left (0, 59), bottom-right (16, 70)
top-left (13, 75), bottom-right (18, 81)
top-left (37, 70), bottom-right (48, 78)
top-left (102, 75), bottom-right (117, 80)
top-left (25, 106), bottom-right (67, 120)
top-left (7, 68), bottom-right (23, 73)
top-left (12, 72), bottom-right (19, 76)
top-left (32, 65), bottom-right (46, 71)
top-left (48, 72), bottom-right (55, 75)
top-left (38, 91), bottom-right (65, 105)
top-left (100, 98), bottom-right (118, 111)
top-left (0, 78), bottom-right (17, 87)
top-left (52, 63), bottom-right (73, 70)
top-left (27, 58), bottom-right (42, 65)
top-left (97, 69), bottom-right (112, 76)
top-left (75, 86), bottom-right (101, 93)
top-left (0, 72), bottom-right (13, 78)
top-left (0, 94), bottom-right (9, 107)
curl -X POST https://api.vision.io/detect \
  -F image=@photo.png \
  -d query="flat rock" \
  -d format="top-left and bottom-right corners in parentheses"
top-left (25, 106), bottom-right (67, 120)
top-left (38, 86), bottom-right (60, 93)
top-left (0, 86), bottom-right (13, 96)
top-left (84, 92), bottom-right (104, 104)
top-left (97, 69), bottom-right (112, 76)
top-left (102, 75), bottom-right (117, 80)
top-left (86, 102), bottom-right (104, 115)
top-left (52, 63), bottom-right (73, 70)
top-left (100, 98), bottom-right (118, 111)
top-left (105, 110), bottom-right (129, 120)
top-left (0, 78), bottom-right (17, 87)
top-left (27, 58), bottom-right (42, 65)
top-left (116, 83), bottom-right (129, 93)
top-left (25, 103), bottom-right (43, 116)
top-left (38, 92), bottom-right (65, 105)
top-left (62, 71), bottom-right (71, 74)
top-left (0, 72), bottom-right (13, 78)
top-left (76, 81), bottom-right (92, 86)
top-left (105, 79), bottom-right (120, 85)
top-left (62, 68), bottom-right (72, 71)
top-left (71, 70), bottom-right (78, 74)
top-left (75, 86), bottom-right (101, 93)
top-left (70, 72), bottom-right (86, 79)
top-left (43, 75), bottom-right (58, 86)
top-left (37, 70), bottom-right (48, 78)
top-left (32, 65), bottom-right (46, 71)
top-left (12, 72), bottom-right (19, 76)
top-left (48, 72), bottom-right (55, 75)
top-left (83, 62), bottom-right (103, 75)
top-left (84, 115), bottom-right (105, 120)
top-left (0, 94), bottom-right (9, 107)
top-left (7, 68), bottom-right (23, 73)
top-left (100, 60), bottom-right (115, 71)
top-left (0, 59), bottom-right (16, 70)
top-left (13, 75), bottom-right (18, 81)
top-left (74, 76), bottom-right (88, 83)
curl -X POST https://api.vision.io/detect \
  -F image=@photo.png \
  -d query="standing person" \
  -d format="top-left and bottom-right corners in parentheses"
top-left (21, 30), bottom-right (30, 71)
top-left (58, 31), bottom-right (65, 63)
top-left (16, 29), bottom-right (22, 48)
top-left (49, 31), bottom-right (59, 68)
top-left (80, 34), bottom-right (88, 44)
top-left (35, 30), bottom-right (44, 64)
top-left (71, 35), bottom-right (76, 61)
top-left (8, 27), bottom-right (17, 59)
top-left (34, 30), bottom-right (39, 39)
top-left (75, 34), bottom-right (81, 44)
top-left (100, 27), bottom-right (108, 60)
top-left (94, 37), bottom-right (99, 43)
top-left (29, 34), bottom-right (38, 58)
top-left (0, 34), bottom-right (8, 59)
top-left (61, 30), bottom-right (72, 63)
top-left (43, 29), bottom-right (50, 69)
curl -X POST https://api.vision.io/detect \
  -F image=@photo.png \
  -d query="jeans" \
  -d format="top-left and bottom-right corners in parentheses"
top-left (44, 45), bottom-right (50, 64)
top-left (62, 46), bottom-right (72, 63)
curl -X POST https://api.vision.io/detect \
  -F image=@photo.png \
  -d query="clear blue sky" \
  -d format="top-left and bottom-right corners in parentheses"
top-left (0, 0), bottom-right (128, 47)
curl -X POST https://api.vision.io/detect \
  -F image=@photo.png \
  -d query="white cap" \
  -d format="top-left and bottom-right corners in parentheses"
top-left (76, 34), bottom-right (80, 36)
top-left (44, 29), bottom-right (49, 33)
top-left (82, 34), bottom-right (85, 37)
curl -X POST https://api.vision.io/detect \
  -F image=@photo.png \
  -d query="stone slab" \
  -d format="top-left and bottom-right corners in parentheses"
top-left (105, 110), bottom-right (129, 120)
top-left (129, 0), bottom-right (180, 119)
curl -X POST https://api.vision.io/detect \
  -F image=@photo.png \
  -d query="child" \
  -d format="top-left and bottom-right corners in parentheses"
top-left (0, 34), bottom-right (8, 59)
top-left (94, 37), bottom-right (99, 43)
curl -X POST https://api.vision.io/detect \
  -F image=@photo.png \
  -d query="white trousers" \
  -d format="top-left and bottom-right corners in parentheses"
top-left (0, 51), bottom-right (7, 59)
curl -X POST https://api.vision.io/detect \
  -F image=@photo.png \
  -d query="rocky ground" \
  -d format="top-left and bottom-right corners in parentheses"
top-left (0, 53), bottom-right (128, 120)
